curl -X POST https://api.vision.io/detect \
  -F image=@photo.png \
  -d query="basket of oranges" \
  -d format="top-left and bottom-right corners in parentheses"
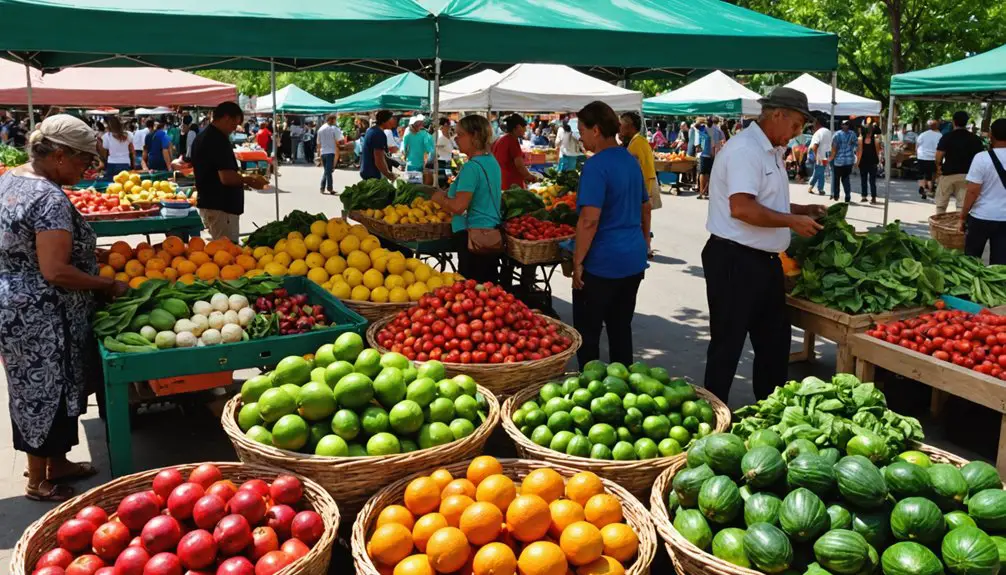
top-left (98, 236), bottom-right (263, 289)
top-left (351, 456), bottom-right (656, 575)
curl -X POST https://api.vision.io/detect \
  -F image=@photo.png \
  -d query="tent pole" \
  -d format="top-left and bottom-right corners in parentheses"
top-left (270, 58), bottom-right (279, 221)
top-left (25, 60), bottom-right (35, 131)
top-left (829, 71), bottom-right (836, 133)
top-left (883, 94), bottom-right (895, 225)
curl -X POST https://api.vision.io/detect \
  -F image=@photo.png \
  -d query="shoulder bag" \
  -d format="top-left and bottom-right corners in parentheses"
top-left (464, 158), bottom-right (505, 255)
top-left (988, 149), bottom-right (1006, 190)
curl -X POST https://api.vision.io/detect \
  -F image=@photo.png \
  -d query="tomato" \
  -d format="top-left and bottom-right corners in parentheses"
top-left (933, 350), bottom-right (951, 361)
top-left (955, 341), bottom-right (972, 353)
top-left (935, 299), bottom-right (947, 310)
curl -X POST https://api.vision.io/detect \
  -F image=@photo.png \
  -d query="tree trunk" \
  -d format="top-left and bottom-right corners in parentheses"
top-left (885, 0), bottom-right (904, 75)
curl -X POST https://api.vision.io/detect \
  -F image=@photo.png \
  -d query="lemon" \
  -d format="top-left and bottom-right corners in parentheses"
top-left (305, 252), bottom-right (326, 269)
top-left (339, 235), bottom-right (361, 255)
top-left (407, 282), bottom-right (428, 301)
top-left (310, 220), bottom-right (328, 237)
top-left (275, 239), bottom-right (288, 253)
top-left (360, 236), bottom-right (381, 253)
top-left (384, 213), bottom-right (400, 225)
top-left (350, 285), bottom-right (371, 301)
top-left (389, 287), bottom-right (410, 303)
top-left (384, 274), bottom-right (405, 290)
top-left (141, 180), bottom-right (153, 190)
top-left (287, 231), bottom-right (304, 241)
top-left (327, 219), bottom-right (348, 241)
top-left (253, 246), bottom-right (273, 259)
top-left (286, 239), bottom-right (308, 260)
top-left (414, 264), bottom-right (433, 283)
top-left (322, 281), bottom-right (332, 290)
top-left (343, 268), bottom-right (364, 287)
top-left (123, 181), bottom-right (135, 192)
top-left (370, 248), bottom-right (389, 261)
top-left (273, 252), bottom-right (292, 266)
top-left (386, 257), bottom-right (406, 275)
top-left (405, 257), bottom-right (422, 271)
top-left (257, 253), bottom-right (274, 267)
top-left (401, 270), bottom-right (416, 286)
top-left (325, 255), bottom-right (347, 276)
top-left (370, 286), bottom-right (390, 303)
top-left (363, 269), bottom-right (384, 290)
top-left (304, 233), bottom-right (324, 252)
top-left (330, 282), bottom-right (352, 299)
top-left (346, 250), bottom-right (371, 272)
top-left (264, 262), bottom-right (288, 276)
top-left (349, 224), bottom-right (369, 240)
top-left (427, 275), bottom-right (443, 290)
top-left (288, 259), bottom-right (308, 276)
top-left (129, 173), bottom-right (141, 184)
top-left (307, 267), bottom-right (329, 284)
top-left (319, 239), bottom-right (339, 258)
top-left (371, 254), bottom-right (389, 273)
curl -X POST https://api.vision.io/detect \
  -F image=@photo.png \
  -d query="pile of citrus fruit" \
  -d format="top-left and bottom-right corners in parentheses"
top-left (99, 236), bottom-right (261, 288)
top-left (251, 218), bottom-right (462, 303)
top-left (364, 456), bottom-right (639, 575)
top-left (106, 171), bottom-right (192, 205)
top-left (359, 198), bottom-right (451, 225)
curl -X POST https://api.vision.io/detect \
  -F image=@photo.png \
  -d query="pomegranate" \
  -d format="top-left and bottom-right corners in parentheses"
top-left (141, 516), bottom-right (182, 555)
top-left (289, 511), bottom-right (323, 546)
top-left (114, 545), bottom-right (151, 575)
top-left (176, 530), bottom-right (217, 571)
top-left (279, 539), bottom-right (309, 561)
top-left (237, 480), bottom-right (269, 501)
top-left (92, 520), bottom-right (132, 562)
top-left (36, 548), bottom-right (74, 570)
top-left (264, 505), bottom-right (295, 540)
top-left (65, 554), bottom-right (104, 575)
top-left (253, 551), bottom-right (292, 575)
top-left (94, 568), bottom-right (117, 575)
top-left (129, 537), bottom-right (143, 547)
top-left (215, 556), bottom-right (255, 575)
top-left (227, 490), bottom-right (266, 525)
top-left (187, 465), bottom-right (222, 490)
top-left (167, 483), bottom-right (205, 521)
top-left (267, 476), bottom-right (302, 506)
top-left (34, 567), bottom-right (67, 575)
top-left (183, 571), bottom-right (214, 575)
top-left (117, 492), bottom-right (161, 531)
top-left (57, 519), bottom-right (98, 553)
top-left (76, 506), bottom-right (109, 528)
top-left (212, 514), bottom-right (252, 557)
top-left (205, 480), bottom-right (237, 503)
top-left (191, 494), bottom-right (227, 531)
top-left (142, 552), bottom-right (182, 575)
top-left (249, 527), bottom-right (279, 562)
top-left (152, 469), bottom-right (185, 502)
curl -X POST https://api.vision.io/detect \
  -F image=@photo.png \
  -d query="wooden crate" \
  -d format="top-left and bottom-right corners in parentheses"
top-left (148, 371), bottom-right (233, 396)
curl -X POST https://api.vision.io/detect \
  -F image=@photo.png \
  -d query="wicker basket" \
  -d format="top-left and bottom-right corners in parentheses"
top-left (340, 299), bottom-right (413, 323)
top-left (222, 385), bottom-right (500, 517)
top-left (351, 458), bottom-right (658, 575)
top-left (929, 211), bottom-right (965, 250)
top-left (366, 315), bottom-right (582, 397)
top-left (503, 380), bottom-right (730, 500)
top-left (350, 210), bottom-right (453, 242)
top-left (505, 233), bottom-right (573, 265)
top-left (11, 462), bottom-right (339, 575)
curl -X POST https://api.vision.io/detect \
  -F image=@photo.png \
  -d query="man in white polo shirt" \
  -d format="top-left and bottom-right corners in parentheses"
top-left (703, 87), bottom-right (826, 402)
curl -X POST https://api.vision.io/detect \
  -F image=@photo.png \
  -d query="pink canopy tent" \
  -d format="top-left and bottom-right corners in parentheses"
top-left (0, 60), bottom-right (236, 107)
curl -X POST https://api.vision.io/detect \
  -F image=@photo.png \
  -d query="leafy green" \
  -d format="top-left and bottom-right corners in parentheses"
top-left (0, 144), bottom-right (28, 168)
top-left (542, 167), bottom-right (580, 192)
top-left (341, 179), bottom-right (396, 211)
top-left (503, 186), bottom-right (546, 220)
top-left (244, 209), bottom-right (327, 248)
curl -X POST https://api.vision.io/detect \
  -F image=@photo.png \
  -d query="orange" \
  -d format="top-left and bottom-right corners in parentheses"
top-left (99, 265), bottom-right (115, 278)
top-left (405, 477), bottom-right (443, 516)
top-left (548, 500), bottom-right (586, 539)
top-left (163, 236), bottom-right (185, 256)
top-left (368, 523), bottom-right (414, 567)
top-left (575, 556), bottom-right (623, 575)
top-left (394, 555), bottom-right (435, 575)
top-left (565, 473), bottom-right (605, 508)
top-left (582, 495), bottom-right (621, 529)
top-left (128, 276), bottom-right (148, 289)
top-left (221, 264), bottom-right (244, 280)
top-left (467, 456), bottom-right (503, 487)
top-left (442, 479), bottom-right (477, 500)
top-left (228, 242), bottom-right (242, 257)
top-left (145, 258), bottom-right (167, 272)
top-left (204, 239), bottom-right (226, 256)
top-left (559, 522), bottom-right (603, 566)
top-left (162, 268), bottom-right (178, 282)
top-left (156, 250), bottom-right (173, 264)
top-left (599, 524), bottom-right (637, 562)
top-left (109, 240), bottom-right (133, 259)
top-left (472, 543), bottom-right (517, 575)
top-left (213, 250), bottom-right (234, 266)
top-left (520, 469), bottom-right (565, 503)
top-left (517, 541), bottom-right (567, 575)
top-left (440, 494), bottom-right (475, 528)
top-left (236, 254), bottom-right (257, 271)
top-left (476, 475), bottom-right (516, 515)
top-left (413, 513), bottom-right (449, 553)
top-left (425, 527), bottom-right (470, 574)
top-left (124, 259), bottom-right (145, 278)
top-left (430, 469), bottom-right (454, 492)
top-left (197, 262), bottom-right (220, 281)
top-left (177, 273), bottom-right (196, 285)
top-left (170, 256), bottom-right (188, 269)
top-left (136, 248), bottom-right (155, 264)
top-left (506, 494), bottom-right (551, 543)
top-left (176, 259), bottom-right (197, 275)
top-left (135, 241), bottom-right (152, 252)
top-left (189, 251), bottom-right (211, 266)
top-left (459, 502), bottom-right (502, 546)
top-left (114, 272), bottom-right (130, 283)
top-left (187, 237), bottom-right (206, 253)
top-left (145, 270), bottom-right (165, 280)
top-left (377, 505), bottom-right (416, 531)
top-left (107, 252), bottom-right (127, 271)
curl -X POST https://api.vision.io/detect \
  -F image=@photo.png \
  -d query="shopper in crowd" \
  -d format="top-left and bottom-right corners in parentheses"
top-left (316, 114), bottom-right (343, 194)
top-left (936, 111), bottom-right (986, 215)
top-left (902, 123), bottom-right (918, 144)
top-left (302, 121), bottom-right (316, 164)
top-left (143, 120), bottom-right (172, 172)
top-left (436, 118), bottom-right (457, 187)
top-left (279, 122), bottom-right (292, 163)
top-left (961, 118), bottom-right (1006, 264)
top-left (556, 117), bottom-right (585, 172)
top-left (673, 121), bottom-right (689, 151)
top-left (431, 115), bottom-right (503, 283)
top-left (383, 118), bottom-right (401, 155)
top-left (531, 128), bottom-right (549, 147)
top-left (651, 122), bottom-right (669, 148)
top-left (857, 117), bottom-right (882, 204)
top-left (402, 115), bottom-right (433, 173)
top-left (192, 102), bottom-right (268, 242)
top-left (915, 120), bottom-right (941, 200)
top-left (688, 119), bottom-right (704, 157)
top-left (97, 116), bottom-right (134, 180)
top-left (132, 119), bottom-right (149, 168)
top-left (166, 120), bottom-right (181, 155)
top-left (289, 121), bottom-right (303, 163)
top-left (493, 113), bottom-right (536, 190)
top-left (361, 110), bottom-right (398, 182)
top-left (182, 118), bottom-right (199, 162)
top-left (619, 111), bottom-right (659, 260)
top-left (830, 120), bottom-right (857, 202)
top-left (0, 115), bottom-right (129, 501)
top-left (703, 87), bottom-right (825, 402)
top-left (255, 121), bottom-right (273, 155)
top-left (807, 115), bottom-right (832, 195)
top-left (697, 117), bottom-right (725, 200)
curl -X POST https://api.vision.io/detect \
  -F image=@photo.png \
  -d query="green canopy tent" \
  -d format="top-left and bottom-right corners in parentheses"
top-left (330, 72), bottom-right (431, 112)
top-left (253, 84), bottom-right (337, 114)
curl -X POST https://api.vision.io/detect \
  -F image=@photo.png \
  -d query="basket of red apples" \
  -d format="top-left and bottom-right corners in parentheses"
top-left (503, 215), bottom-right (575, 264)
top-left (13, 462), bottom-right (338, 575)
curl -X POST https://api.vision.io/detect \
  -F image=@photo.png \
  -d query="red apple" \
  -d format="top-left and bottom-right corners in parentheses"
top-left (152, 469), bottom-right (185, 502)
top-left (167, 483), bottom-right (205, 521)
top-left (237, 480), bottom-right (269, 501)
top-left (114, 545), bottom-right (151, 575)
top-left (212, 514), bottom-right (252, 557)
top-left (227, 490), bottom-right (266, 526)
top-left (36, 548), bottom-right (74, 570)
top-left (129, 537), bottom-right (143, 548)
top-left (141, 516), bottom-right (182, 555)
top-left (279, 539), bottom-right (309, 561)
top-left (94, 568), bottom-right (117, 575)
top-left (92, 520), bottom-right (132, 562)
top-left (206, 480), bottom-right (237, 503)
top-left (264, 505), bottom-right (295, 540)
top-left (65, 554), bottom-right (104, 575)
top-left (191, 495), bottom-right (227, 531)
top-left (58, 519), bottom-right (98, 553)
top-left (117, 493), bottom-right (161, 532)
top-left (267, 476), bottom-right (302, 506)
top-left (187, 465), bottom-right (222, 490)
top-left (249, 527), bottom-right (278, 562)
top-left (34, 567), bottom-right (66, 575)
top-left (142, 552), bottom-right (182, 575)
top-left (253, 551), bottom-right (292, 575)
top-left (175, 530), bottom-right (217, 571)
top-left (289, 511), bottom-right (323, 547)
top-left (215, 556), bottom-right (254, 575)
top-left (76, 506), bottom-right (109, 528)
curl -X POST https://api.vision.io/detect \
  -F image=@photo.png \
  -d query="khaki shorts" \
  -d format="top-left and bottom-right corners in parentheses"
top-left (935, 173), bottom-right (967, 214)
top-left (198, 208), bottom-right (240, 242)
top-left (647, 178), bottom-right (662, 210)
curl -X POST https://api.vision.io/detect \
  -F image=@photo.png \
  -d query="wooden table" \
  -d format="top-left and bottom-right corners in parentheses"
top-left (654, 159), bottom-right (697, 195)
top-left (786, 296), bottom-right (927, 373)
top-left (849, 333), bottom-right (1006, 473)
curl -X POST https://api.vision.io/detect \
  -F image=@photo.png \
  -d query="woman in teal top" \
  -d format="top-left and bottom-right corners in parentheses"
top-left (433, 115), bottom-right (502, 283)
top-left (402, 115), bottom-right (434, 172)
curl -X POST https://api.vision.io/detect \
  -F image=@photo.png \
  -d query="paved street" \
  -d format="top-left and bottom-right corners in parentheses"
top-left (0, 161), bottom-right (976, 569)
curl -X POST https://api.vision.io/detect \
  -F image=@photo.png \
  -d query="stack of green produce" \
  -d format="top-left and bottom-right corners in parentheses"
top-left (502, 187), bottom-right (547, 220)
top-left (668, 430), bottom-right (1006, 575)
top-left (237, 332), bottom-right (489, 457)
top-left (732, 375), bottom-right (924, 462)
top-left (391, 180), bottom-right (433, 206)
top-left (542, 166), bottom-right (580, 192)
top-left (512, 360), bottom-right (715, 461)
top-left (0, 143), bottom-right (28, 168)
top-left (789, 203), bottom-right (1006, 313)
top-left (341, 179), bottom-right (397, 211)
top-left (244, 210), bottom-right (328, 247)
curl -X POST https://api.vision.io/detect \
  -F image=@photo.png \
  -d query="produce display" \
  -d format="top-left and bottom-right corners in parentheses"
top-left (732, 374), bottom-right (924, 461)
top-left (341, 179), bottom-right (431, 212)
top-left (869, 306), bottom-right (1006, 379)
top-left (106, 172), bottom-right (194, 205)
top-left (513, 360), bottom-right (713, 461)
top-left (244, 209), bottom-right (328, 248)
top-left (542, 166), bottom-right (580, 192)
top-left (65, 188), bottom-right (132, 216)
top-left (363, 456), bottom-right (640, 575)
top-left (373, 280), bottom-right (574, 363)
top-left (504, 214), bottom-right (575, 241)
top-left (98, 236), bottom-right (265, 287)
top-left (790, 204), bottom-right (1006, 313)
top-left (503, 187), bottom-right (547, 220)
top-left (31, 464), bottom-right (325, 575)
top-left (252, 287), bottom-right (330, 336)
top-left (654, 151), bottom-right (694, 162)
top-left (236, 333), bottom-right (489, 457)
top-left (0, 142), bottom-right (28, 174)
top-left (357, 197), bottom-right (451, 225)
top-left (665, 431), bottom-right (1006, 575)
top-left (528, 182), bottom-right (568, 207)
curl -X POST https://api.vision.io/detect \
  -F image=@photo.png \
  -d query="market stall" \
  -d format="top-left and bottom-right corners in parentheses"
top-left (784, 73), bottom-right (882, 117)
top-left (643, 70), bottom-right (762, 117)
top-left (330, 72), bottom-right (430, 112)
top-left (253, 84), bottom-right (337, 115)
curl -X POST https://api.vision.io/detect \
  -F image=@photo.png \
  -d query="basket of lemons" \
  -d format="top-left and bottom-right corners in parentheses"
top-left (352, 197), bottom-right (454, 243)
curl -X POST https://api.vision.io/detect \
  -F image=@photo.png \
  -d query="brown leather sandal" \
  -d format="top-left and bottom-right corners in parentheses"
top-left (25, 480), bottom-right (75, 502)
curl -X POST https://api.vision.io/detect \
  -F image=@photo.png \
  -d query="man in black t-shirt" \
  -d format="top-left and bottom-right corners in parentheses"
top-left (192, 101), bottom-right (267, 241)
top-left (935, 111), bottom-right (985, 214)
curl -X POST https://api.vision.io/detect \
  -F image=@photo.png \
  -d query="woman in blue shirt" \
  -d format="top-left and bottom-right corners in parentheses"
top-left (432, 115), bottom-right (503, 283)
top-left (572, 101), bottom-right (651, 367)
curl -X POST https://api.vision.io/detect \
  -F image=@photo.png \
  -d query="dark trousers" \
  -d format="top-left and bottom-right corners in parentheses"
top-left (319, 153), bottom-right (335, 191)
top-left (453, 230), bottom-right (500, 284)
top-left (860, 164), bottom-right (878, 199)
top-left (831, 164), bottom-right (853, 201)
top-left (702, 237), bottom-right (790, 402)
top-left (965, 215), bottom-right (1006, 265)
top-left (303, 140), bottom-right (315, 163)
top-left (572, 270), bottom-right (644, 368)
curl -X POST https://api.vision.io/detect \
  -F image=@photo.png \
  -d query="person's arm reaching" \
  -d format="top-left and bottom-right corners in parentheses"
top-left (572, 206), bottom-right (600, 289)
top-left (432, 190), bottom-right (472, 215)
top-left (38, 230), bottom-right (127, 294)
top-left (375, 149), bottom-right (397, 181)
top-left (514, 156), bottom-right (537, 182)
top-left (128, 142), bottom-right (135, 170)
top-left (729, 194), bottom-right (822, 237)
top-left (935, 150), bottom-right (945, 178)
top-left (641, 200), bottom-right (652, 252)
top-left (218, 169), bottom-right (268, 189)
top-left (959, 182), bottom-right (982, 231)
top-left (856, 137), bottom-right (863, 166)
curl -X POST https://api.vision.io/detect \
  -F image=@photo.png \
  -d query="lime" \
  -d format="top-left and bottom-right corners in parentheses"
top-left (566, 435), bottom-right (592, 457)
top-left (658, 438), bottom-right (683, 457)
top-left (314, 343), bottom-right (337, 368)
top-left (238, 403), bottom-right (262, 432)
top-left (330, 409), bottom-right (361, 441)
top-left (634, 437), bottom-right (659, 460)
top-left (310, 367), bottom-right (327, 384)
top-left (650, 367), bottom-right (671, 384)
top-left (246, 425), bottom-right (273, 446)
top-left (400, 439), bottom-right (418, 453)
top-left (643, 415), bottom-right (671, 441)
top-left (524, 409), bottom-right (547, 428)
top-left (416, 360), bottom-right (445, 382)
top-left (697, 422), bottom-right (713, 438)
top-left (681, 400), bottom-right (700, 419)
top-left (379, 351), bottom-right (411, 370)
top-left (571, 388), bottom-right (593, 409)
top-left (668, 412), bottom-right (683, 427)
top-left (347, 443), bottom-right (368, 457)
top-left (543, 397), bottom-right (573, 417)
top-left (449, 418), bottom-right (476, 440)
top-left (699, 405), bottom-right (715, 424)
top-left (332, 332), bottom-right (364, 362)
top-left (401, 366), bottom-right (419, 385)
top-left (437, 378), bottom-right (463, 400)
top-left (279, 384), bottom-right (302, 404)
top-left (622, 393), bottom-right (638, 411)
top-left (546, 411), bottom-right (573, 432)
top-left (475, 393), bottom-right (489, 414)
top-left (636, 394), bottom-right (656, 415)
top-left (562, 376), bottom-right (581, 395)
top-left (512, 409), bottom-right (527, 428)
top-left (603, 376), bottom-right (630, 397)
top-left (333, 373), bottom-right (374, 409)
top-left (520, 425), bottom-right (533, 437)
top-left (361, 406), bottom-right (390, 435)
top-left (590, 444), bottom-right (613, 460)
top-left (612, 441), bottom-right (636, 460)
top-left (583, 359), bottom-right (606, 373)
top-left (452, 374), bottom-right (477, 396)
top-left (682, 415), bottom-right (700, 432)
top-left (629, 361), bottom-right (651, 375)
top-left (308, 422), bottom-right (329, 449)
top-left (639, 378), bottom-right (664, 398)
top-left (406, 377), bottom-right (437, 407)
top-left (258, 388), bottom-right (297, 423)
top-left (273, 356), bottom-right (312, 386)
top-left (589, 397), bottom-right (617, 424)
top-left (373, 367), bottom-right (407, 408)
top-left (241, 375), bottom-right (273, 403)
top-left (272, 414), bottom-right (310, 451)
top-left (530, 425), bottom-right (554, 447)
top-left (616, 426), bottom-right (634, 443)
top-left (323, 360), bottom-right (355, 389)
top-left (587, 423), bottom-right (617, 447)
top-left (454, 395), bottom-right (479, 422)
top-left (389, 400), bottom-right (424, 435)
top-left (669, 426), bottom-right (691, 445)
top-left (628, 373), bottom-right (647, 393)
top-left (653, 396), bottom-right (670, 414)
top-left (549, 430), bottom-right (575, 453)
top-left (315, 434), bottom-right (349, 456)
top-left (298, 382), bottom-right (337, 421)
top-left (665, 385), bottom-right (690, 409)
top-left (570, 406), bottom-right (593, 431)
top-left (366, 432), bottom-right (401, 456)
top-left (606, 362), bottom-right (630, 380)
top-left (539, 383), bottom-right (563, 404)
top-left (520, 400), bottom-right (540, 412)
top-left (425, 397), bottom-right (456, 423)
top-left (354, 348), bottom-right (383, 378)
top-left (587, 380), bottom-right (605, 397)
top-left (623, 407), bottom-right (643, 435)
top-left (417, 422), bottom-right (454, 449)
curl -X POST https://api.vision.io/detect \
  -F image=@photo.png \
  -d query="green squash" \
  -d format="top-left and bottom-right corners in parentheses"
top-left (745, 492), bottom-right (783, 527)
top-left (818, 447), bottom-right (842, 466)
top-left (898, 450), bottom-right (934, 468)
top-left (968, 489), bottom-right (1006, 532)
top-left (667, 490), bottom-right (679, 514)
top-left (945, 511), bottom-right (977, 531)
top-left (890, 497), bottom-right (945, 544)
top-left (672, 463), bottom-right (715, 508)
top-left (990, 536), bottom-right (1006, 563)
top-left (742, 446), bottom-right (787, 489)
top-left (744, 522), bottom-right (794, 574)
top-left (941, 526), bottom-right (1001, 575)
top-left (748, 428), bottom-right (785, 451)
top-left (928, 464), bottom-right (970, 511)
top-left (785, 438), bottom-right (819, 462)
top-left (881, 542), bottom-right (945, 575)
top-left (804, 562), bottom-right (832, 575)
top-left (885, 460), bottom-right (932, 499)
top-left (828, 503), bottom-right (853, 530)
top-left (698, 475), bottom-right (743, 524)
top-left (846, 434), bottom-right (888, 464)
top-left (779, 488), bottom-right (829, 542)
top-left (673, 508), bottom-right (713, 550)
top-left (852, 509), bottom-right (892, 549)
top-left (712, 527), bottom-right (751, 568)
top-left (739, 484), bottom-right (753, 501)
top-left (834, 455), bottom-right (889, 509)
top-left (687, 435), bottom-right (711, 468)
top-left (787, 454), bottom-right (837, 498)
top-left (862, 544), bottom-right (881, 575)
top-left (703, 433), bottom-right (747, 478)
top-left (961, 461), bottom-right (1003, 496)
top-left (813, 529), bottom-right (870, 575)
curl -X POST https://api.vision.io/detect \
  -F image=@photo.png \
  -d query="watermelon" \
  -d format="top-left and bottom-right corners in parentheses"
top-left (890, 497), bottom-right (945, 544)
top-left (945, 511), bottom-right (977, 531)
top-left (828, 504), bottom-right (853, 530)
top-left (928, 464), bottom-right (969, 511)
top-left (968, 489), bottom-right (1006, 531)
top-left (787, 454), bottom-right (836, 498)
top-left (898, 450), bottom-right (933, 468)
top-left (991, 536), bottom-right (1006, 563)
top-left (744, 522), bottom-right (794, 574)
top-left (852, 509), bottom-right (892, 549)
top-left (941, 526), bottom-right (1001, 575)
top-left (834, 455), bottom-right (889, 509)
top-left (881, 542), bottom-right (945, 575)
top-left (742, 446), bottom-right (787, 489)
top-left (672, 463), bottom-right (715, 508)
top-left (673, 508), bottom-right (713, 550)
top-left (784, 438), bottom-right (819, 462)
top-left (698, 475), bottom-right (743, 524)
top-left (805, 562), bottom-right (833, 575)
top-left (779, 488), bottom-right (829, 542)
top-left (813, 529), bottom-right (870, 575)
top-left (885, 460), bottom-right (932, 499)
top-left (712, 527), bottom-right (750, 568)
top-left (748, 428), bottom-right (785, 451)
top-left (818, 447), bottom-right (842, 466)
top-left (745, 492), bottom-right (783, 527)
top-left (863, 544), bottom-right (881, 575)
top-left (703, 433), bottom-right (747, 478)
top-left (687, 435), bottom-right (710, 468)
top-left (961, 461), bottom-right (1002, 496)
top-left (846, 434), bottom-right (888, 464)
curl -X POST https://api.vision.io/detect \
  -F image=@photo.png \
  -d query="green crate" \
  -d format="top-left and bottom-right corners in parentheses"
top-left (90, 211), bottom-right (204, 238)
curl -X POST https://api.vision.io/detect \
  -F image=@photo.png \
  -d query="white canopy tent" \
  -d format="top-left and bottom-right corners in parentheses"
top-left (643, 70), bottom-right (762, 116)
top-left (437, 63), bottom-right (643, 112)
top-left (438, 69), bottom-right (502, 100)
top-left (133, 106), bottom-right (175, 115)
top-left (784, 73), bottom-right (881, 117)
